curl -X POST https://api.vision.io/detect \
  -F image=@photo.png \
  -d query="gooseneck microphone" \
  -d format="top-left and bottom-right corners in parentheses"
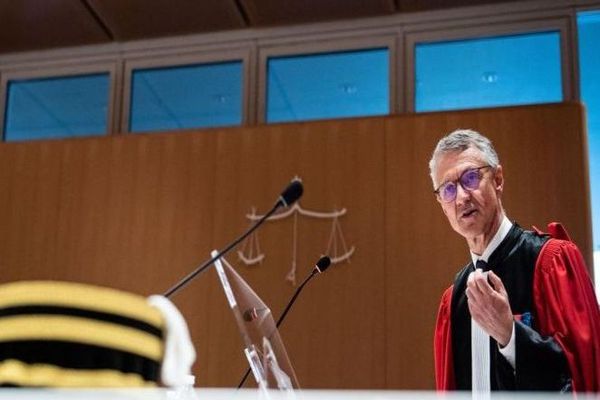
top-left (276, 179), bottom-right (303, 208)
top-left (274, 256), bottom-right (331, 329)
top-left (237, 255), bottom-right (331, 389)
top-left (163, 179), bottom-right (304, 298)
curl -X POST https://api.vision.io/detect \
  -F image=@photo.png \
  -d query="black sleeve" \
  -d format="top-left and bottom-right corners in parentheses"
top-left (491, 341), bottom-right (516, 390)
top-left (513, 320), bottom-right (571, 391)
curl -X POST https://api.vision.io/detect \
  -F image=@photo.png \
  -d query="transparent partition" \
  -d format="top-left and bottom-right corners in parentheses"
top-left (212, 251), bottom-right (299, 391)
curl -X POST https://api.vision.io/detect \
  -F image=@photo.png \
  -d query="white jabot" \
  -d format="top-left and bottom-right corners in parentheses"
top-left (469, 215), bottom-right (513, 397)
top-left (470, 280), bottom-right (491, 398)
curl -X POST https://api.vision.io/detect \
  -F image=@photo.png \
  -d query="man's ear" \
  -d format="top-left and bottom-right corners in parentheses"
top-left (494, 165), bottom-right (504, 194)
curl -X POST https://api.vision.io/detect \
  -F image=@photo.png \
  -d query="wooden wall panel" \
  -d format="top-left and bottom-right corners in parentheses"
top-left (207, 118), bottom-right (388, 388)
top-left (384, 102), bottom-right (592, 389)
top-left (0, 102), bottom-right (591, 390)
top-left (384, 113), bottom-right (466, 389)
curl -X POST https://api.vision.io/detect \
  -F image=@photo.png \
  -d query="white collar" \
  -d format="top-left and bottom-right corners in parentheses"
top-left (470, 215), bottom-right (513, 265)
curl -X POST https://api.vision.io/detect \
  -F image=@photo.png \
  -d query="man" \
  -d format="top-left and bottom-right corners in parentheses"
top-left (431, 129), bottom-right (600, 392)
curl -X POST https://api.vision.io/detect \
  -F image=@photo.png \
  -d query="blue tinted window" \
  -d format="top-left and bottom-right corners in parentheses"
top-left (578, 11), bottom-right (600, 284)
top-left (129, 61), bottom-right (242, 132)
top-left (266, 48), bottom-right (389, 123)
top-left (415, 32), bottom-right (562, 112)
top-left (4, 73), bottom-right (109, 142)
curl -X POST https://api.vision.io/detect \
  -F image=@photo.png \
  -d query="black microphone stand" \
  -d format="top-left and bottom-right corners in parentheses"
top-left (163, 178), bottom-right (303, 298)
top-left (163, 202), bottom-right (282, 298)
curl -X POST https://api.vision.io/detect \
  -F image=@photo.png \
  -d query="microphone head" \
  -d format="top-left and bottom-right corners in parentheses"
top-left (315, 256), bottom-right (331, 273)
top-left (277, 179), bottom-right (303, 208)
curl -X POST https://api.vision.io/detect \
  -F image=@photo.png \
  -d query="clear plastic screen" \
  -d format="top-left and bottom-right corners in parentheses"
top-left (212, 251), bottom-right (299, 390)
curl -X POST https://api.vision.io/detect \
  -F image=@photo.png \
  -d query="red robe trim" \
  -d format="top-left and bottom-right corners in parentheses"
top-left (434, 286), bottom-right (454, 391)
top-left (533, 237), bottom-right (600, 392)
top-left (433, 223), bottom-right (600, 392)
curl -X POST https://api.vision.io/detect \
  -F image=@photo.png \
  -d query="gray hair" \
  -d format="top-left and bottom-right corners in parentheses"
top-left (429, 129), bottom-right (500, 186)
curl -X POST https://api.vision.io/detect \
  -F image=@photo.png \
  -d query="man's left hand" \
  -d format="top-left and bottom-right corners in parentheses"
top-left (466, 269), bottom-right (513, 346)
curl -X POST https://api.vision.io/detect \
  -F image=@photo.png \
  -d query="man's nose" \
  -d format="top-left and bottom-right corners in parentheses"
top-left (455, 183), bottom-right (471, 205)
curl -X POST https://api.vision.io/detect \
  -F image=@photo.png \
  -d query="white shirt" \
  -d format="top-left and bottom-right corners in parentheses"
top-left (469, 215), bottom-right (516, 394)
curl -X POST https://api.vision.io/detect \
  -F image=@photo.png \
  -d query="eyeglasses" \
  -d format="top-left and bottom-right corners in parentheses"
top-left (434, 165), bottom-right (492, 203)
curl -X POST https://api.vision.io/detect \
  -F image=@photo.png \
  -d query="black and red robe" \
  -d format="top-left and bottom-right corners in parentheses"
top-left (434, 223), bottom-right (600, 392)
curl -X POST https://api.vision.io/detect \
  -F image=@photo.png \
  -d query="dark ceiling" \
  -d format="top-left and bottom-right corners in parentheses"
top-left (0, 0), bottom-right (509, 55)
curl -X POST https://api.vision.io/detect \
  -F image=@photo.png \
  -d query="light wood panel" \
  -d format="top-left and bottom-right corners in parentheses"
top-left (207, 118), bottom-right (388, 388)
top-left (0, 102), bottom-right (591, 390)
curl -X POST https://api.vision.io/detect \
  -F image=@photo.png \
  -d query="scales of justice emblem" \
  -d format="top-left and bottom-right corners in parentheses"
top-left (237, 185), bottom-right (355, 285)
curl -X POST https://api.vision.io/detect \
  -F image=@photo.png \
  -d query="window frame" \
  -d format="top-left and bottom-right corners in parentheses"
top-left (404, 15), bottom-right (575, 112)
top-left (121, 46), bottom-right (254, 133)
top-left (0, 61), bottom-right (120, 141)
top-left (257, 35), bottom-right (398, 124)
top-left (0, 0), bottom-right (595, 132)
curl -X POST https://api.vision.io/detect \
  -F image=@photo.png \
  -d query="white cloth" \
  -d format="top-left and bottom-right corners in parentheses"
top-left (471, 317), bottom-right (491, 398)
top-left (148, 295), bottom-right (197, 387)
top-left (468, 215), bottom-right (513, 395)
top-left (499, 322), bottom-right (516, 368)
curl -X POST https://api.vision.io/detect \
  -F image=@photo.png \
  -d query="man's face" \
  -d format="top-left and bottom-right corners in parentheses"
top-left (433, 147), bottom-right (504, 241)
